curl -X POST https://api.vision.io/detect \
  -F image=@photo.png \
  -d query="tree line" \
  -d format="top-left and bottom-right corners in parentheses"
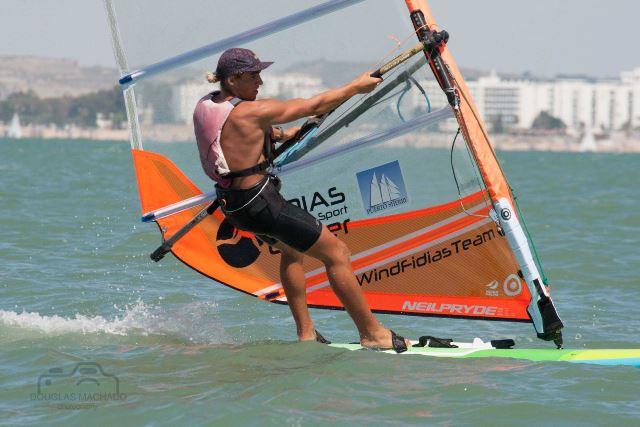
top-left (0, 86), bottom-right (126, 128)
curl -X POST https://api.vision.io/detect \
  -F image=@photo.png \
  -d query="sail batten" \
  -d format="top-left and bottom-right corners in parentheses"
top-left (277, 106), bottom-right (453, 174)
top-left (117, 0), bottom-right (366, 88)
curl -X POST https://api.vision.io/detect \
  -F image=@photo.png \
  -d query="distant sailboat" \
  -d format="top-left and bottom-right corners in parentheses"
top-left (579, 124), bottom-right (597, 152)
top-left (7, 113), bottom-right (22, 139)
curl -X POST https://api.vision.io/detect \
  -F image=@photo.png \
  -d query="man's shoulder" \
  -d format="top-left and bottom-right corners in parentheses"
top-left (231, 98), bottom-right (268, 116)
top-left (235, 97), bottom-right (281, 114)
top-left (194, 92), bottom-right (215, 108)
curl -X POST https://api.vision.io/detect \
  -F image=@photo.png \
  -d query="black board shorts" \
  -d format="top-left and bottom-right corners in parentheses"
top-left (216, 176), bottom-right (322, 253)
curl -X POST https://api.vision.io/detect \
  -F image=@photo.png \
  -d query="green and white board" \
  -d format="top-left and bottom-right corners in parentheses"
top-left (329, 338), bottom-right (640, 368)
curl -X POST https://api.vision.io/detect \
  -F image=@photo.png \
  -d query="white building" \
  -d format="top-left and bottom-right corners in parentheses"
top-left (482, 69), bottom-right (640, 132)
top-left (172, 82), bottom-right (212, 125)
top-left (622, 68), bottom-right (640, 130)
top-left (412, 67), bottom-right (640, 133)
top-left (259, 72), bottom-right (326, 100)
top-left (172, 67), bottom-right (640, 133)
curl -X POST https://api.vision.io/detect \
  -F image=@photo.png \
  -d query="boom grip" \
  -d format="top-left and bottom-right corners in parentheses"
top-left (370, 40), bottom-right (426, 80)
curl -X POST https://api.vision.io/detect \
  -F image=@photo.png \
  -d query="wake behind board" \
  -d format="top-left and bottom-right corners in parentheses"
top-left (329, 338), bottom-right (640, 368)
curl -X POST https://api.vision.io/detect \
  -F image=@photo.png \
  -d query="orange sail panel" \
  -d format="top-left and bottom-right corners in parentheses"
top-left (132, 148), bottom-right (531, 322)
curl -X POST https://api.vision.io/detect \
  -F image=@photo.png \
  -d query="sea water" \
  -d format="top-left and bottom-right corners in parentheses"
top-left (1, 138), bottom-right (639, 426)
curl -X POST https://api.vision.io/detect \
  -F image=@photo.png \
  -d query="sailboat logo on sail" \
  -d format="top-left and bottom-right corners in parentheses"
top-left (356, 160), bottom-right (409, 216)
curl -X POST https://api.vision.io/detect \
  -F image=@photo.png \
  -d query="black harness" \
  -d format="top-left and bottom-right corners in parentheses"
top-left (224, 97), bottom-right (276, 180)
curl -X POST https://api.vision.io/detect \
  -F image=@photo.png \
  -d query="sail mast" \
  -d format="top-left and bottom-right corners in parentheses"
top-left (404, 0), bottom-right (563, 346)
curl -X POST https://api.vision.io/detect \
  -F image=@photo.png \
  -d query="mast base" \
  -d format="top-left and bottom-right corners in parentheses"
top-left (537, 330), bottom-right (564, 349)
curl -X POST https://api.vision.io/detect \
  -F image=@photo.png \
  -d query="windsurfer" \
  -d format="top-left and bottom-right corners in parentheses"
top-left (193, 47), bottom-right (409, 352)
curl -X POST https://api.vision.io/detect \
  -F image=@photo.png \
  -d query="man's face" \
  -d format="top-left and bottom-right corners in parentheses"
top-left (231, 71), bottom-right (263, 101)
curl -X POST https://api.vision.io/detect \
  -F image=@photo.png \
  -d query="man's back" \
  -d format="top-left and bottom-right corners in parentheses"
top-left (216, 94), bottom-right (271, 189)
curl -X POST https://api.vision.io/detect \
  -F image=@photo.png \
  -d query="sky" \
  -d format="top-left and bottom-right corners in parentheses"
top-left (1, 0), bottom-right (638, 78)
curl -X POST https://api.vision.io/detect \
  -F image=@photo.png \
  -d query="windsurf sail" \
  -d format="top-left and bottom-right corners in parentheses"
top-left (105, 0), bottom-right (563, 345)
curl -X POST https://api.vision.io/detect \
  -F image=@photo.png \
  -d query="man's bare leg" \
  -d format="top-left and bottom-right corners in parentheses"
top-left (305, 227), bottom-right (409, 349)
top-left (276, 243), bottom-right (316, 341)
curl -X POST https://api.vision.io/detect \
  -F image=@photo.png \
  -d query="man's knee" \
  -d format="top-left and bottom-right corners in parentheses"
top-left (325, 239), bottom-right (351, 264)
top-left (280, 246), bottom-right (304, 264)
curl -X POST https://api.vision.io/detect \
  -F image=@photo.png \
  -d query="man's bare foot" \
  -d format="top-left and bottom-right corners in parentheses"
top-left (298, 329), bottom-right (317, 342)
top-left (360, 328), bottom-right (410, 352)
top-left (298, 329), bottom-right (331, 344)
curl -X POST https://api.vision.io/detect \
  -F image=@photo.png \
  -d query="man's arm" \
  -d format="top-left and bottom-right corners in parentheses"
top-left (268, 126), bottom-right (300, 143)
top-left (254, 72), bottom-right (381, 127)
top-left (275, 126), bottom-right (301, 143)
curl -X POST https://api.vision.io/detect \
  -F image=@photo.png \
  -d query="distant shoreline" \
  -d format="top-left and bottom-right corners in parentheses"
top-left (2, 124), bottom-right (639, 153)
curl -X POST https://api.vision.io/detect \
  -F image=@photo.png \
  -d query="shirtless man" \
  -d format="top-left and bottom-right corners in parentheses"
top-left (194, 48), bottom-right (408, 352)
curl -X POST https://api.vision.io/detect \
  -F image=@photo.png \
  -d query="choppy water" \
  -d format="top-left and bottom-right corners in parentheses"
top-left (1, 138), bottom-right (639, 426)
